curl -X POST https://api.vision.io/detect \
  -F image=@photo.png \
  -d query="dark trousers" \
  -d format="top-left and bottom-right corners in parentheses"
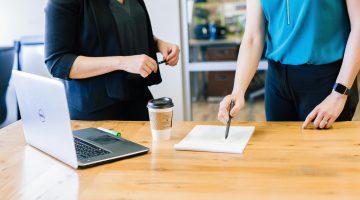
top-left (69, 88), bottom-right (153, 121)
top-left (265, 60), bottom-right (359, 121)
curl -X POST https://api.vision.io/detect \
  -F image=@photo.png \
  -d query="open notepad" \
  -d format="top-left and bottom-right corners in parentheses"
top-left (174, 125), bottom-right (255, 154)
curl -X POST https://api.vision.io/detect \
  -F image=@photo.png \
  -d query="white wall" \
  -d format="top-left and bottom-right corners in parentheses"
top-left (0, 0), bottom-right (47, 46)
top-left (0, 0), bottom-right (185, 121)
top-left (145, 0), bottom-right (185, 121)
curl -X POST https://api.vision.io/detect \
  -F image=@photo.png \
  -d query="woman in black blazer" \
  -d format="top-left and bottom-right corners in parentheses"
top-left (45, 0), bottom-right (180, 121)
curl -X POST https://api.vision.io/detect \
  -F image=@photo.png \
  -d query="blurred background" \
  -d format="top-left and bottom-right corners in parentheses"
top-left (1, 0), bottom-right (359, 128)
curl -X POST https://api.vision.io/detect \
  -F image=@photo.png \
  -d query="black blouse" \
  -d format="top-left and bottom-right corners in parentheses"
top-left (109, 0), bottom-right (151, 80)
top-left (110, 0), bottom-right (150, 56)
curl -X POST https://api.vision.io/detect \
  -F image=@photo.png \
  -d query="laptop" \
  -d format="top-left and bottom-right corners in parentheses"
top-left (12, 70), bottom-right (149, 169)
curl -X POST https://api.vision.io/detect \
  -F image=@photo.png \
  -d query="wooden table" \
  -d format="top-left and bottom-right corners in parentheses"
top-left (1, 121), bottom-right (360, 200)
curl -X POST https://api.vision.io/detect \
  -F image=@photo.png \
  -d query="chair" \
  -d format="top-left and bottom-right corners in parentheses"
top-left (0, 47), bottom-right (16, 125)
top-left (1, 35), bottom-right (52, 128)
top-left (18, 35), bottom-right (52, 78)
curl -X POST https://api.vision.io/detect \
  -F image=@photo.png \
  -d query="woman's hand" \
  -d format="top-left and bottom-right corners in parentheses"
top-left (302, 91), bottom-right (348, 129)
top-left (156, 39), bottom-right (180, 66)
top-left (119, 54), bottom-right (158, 78)
top-left (218, 94), bottom-right (245, 124)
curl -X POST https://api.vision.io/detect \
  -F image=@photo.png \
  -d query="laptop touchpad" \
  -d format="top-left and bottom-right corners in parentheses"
top-left (88, 135), bottom-right (121, 145)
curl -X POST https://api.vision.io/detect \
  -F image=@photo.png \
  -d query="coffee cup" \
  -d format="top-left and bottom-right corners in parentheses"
top-left (147, 97), bottom-right (174, 141)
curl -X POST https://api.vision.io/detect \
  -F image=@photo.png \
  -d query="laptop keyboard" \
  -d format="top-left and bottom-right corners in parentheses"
top-left (74, 137), bottom-right (111, 160)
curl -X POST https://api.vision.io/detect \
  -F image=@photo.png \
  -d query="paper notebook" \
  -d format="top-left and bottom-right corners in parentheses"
top-left (174, 125), bottom-right (255, 154)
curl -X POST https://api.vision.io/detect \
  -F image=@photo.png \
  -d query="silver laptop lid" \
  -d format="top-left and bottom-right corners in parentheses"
top-left (12, 70), bottom-right (78, 168)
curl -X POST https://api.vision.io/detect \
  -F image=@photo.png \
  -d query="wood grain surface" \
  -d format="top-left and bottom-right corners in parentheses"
top-left (1, 121), bottom-right (360, 200)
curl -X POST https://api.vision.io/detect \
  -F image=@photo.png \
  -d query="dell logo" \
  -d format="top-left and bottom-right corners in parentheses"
top-left (38, 109), bottom-right (46, 123)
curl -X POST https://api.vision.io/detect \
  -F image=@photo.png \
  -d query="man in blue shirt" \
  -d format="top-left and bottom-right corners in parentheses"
top-left (218, 0), bottom-right (360, 129)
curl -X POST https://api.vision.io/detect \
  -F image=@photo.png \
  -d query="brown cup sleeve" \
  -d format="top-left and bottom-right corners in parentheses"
top-left (149, 111), bottom-right (173, 130)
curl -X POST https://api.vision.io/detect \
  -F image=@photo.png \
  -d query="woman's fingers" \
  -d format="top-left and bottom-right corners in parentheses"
top-left (138, 55), bottom-right (157, 75)
top-left (303, 93), bottom-right (347, 129)
top-left (122, 54), bottom-right (160, 77)
top-left (161, 48), bottom-right (169, 59)
top-left (218, 96), bottom-right (231, 124)
top-left (303, 107), bottom-right (334, 129)
top-left (218, 95), bottom-right (244, 124)
top-left (139, 68), bottom-right (150, 78)
top-left (167, 56), bottom-right (179, 66)
top-left (218, 94), bottom-right (247, 125)
top-left (166, 45), bottom-right (178, 60)
top-left (325, 117), bottom-right (335, 129)
top-left (230, 99), bottom-right (244, 117)
top-left (145, 60), bottom-right (157, 73)
top-left (217, 112), bottom-right (228, 125)
top-left (140, 58), bottom-right (156, 77)
top-left (148, 56), bottom-right (158, 69)
top-left (302, 108), bottom-right (318, 129)
top-left (164, 45), bottom-right (180, 66)
top-left (313, 111), bottom-right (325, 128)
top-left (319, 116), bottom-right (329, 129)
top-left (144, 56), bottom-right (158, 72)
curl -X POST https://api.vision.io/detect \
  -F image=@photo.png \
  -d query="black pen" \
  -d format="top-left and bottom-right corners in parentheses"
top-left (158, 60), bottom-right (167, 65)
top-left (225, 100), bottom-right (235, 140)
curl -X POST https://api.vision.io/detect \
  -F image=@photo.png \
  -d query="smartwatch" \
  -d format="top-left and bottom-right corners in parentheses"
top-left (333, 83), bottom-right (350, 95)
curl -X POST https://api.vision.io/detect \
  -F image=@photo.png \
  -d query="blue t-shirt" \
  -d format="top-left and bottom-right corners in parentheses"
top-left (260, 0), bottom-right (350, 65)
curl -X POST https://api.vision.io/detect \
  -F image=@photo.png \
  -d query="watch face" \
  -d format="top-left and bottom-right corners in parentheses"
top-left (333, 83), bottom-right (349, 95)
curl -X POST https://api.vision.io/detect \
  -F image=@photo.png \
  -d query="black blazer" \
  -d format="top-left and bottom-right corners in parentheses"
top-left (45, 0), bottom-right (162, 113)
